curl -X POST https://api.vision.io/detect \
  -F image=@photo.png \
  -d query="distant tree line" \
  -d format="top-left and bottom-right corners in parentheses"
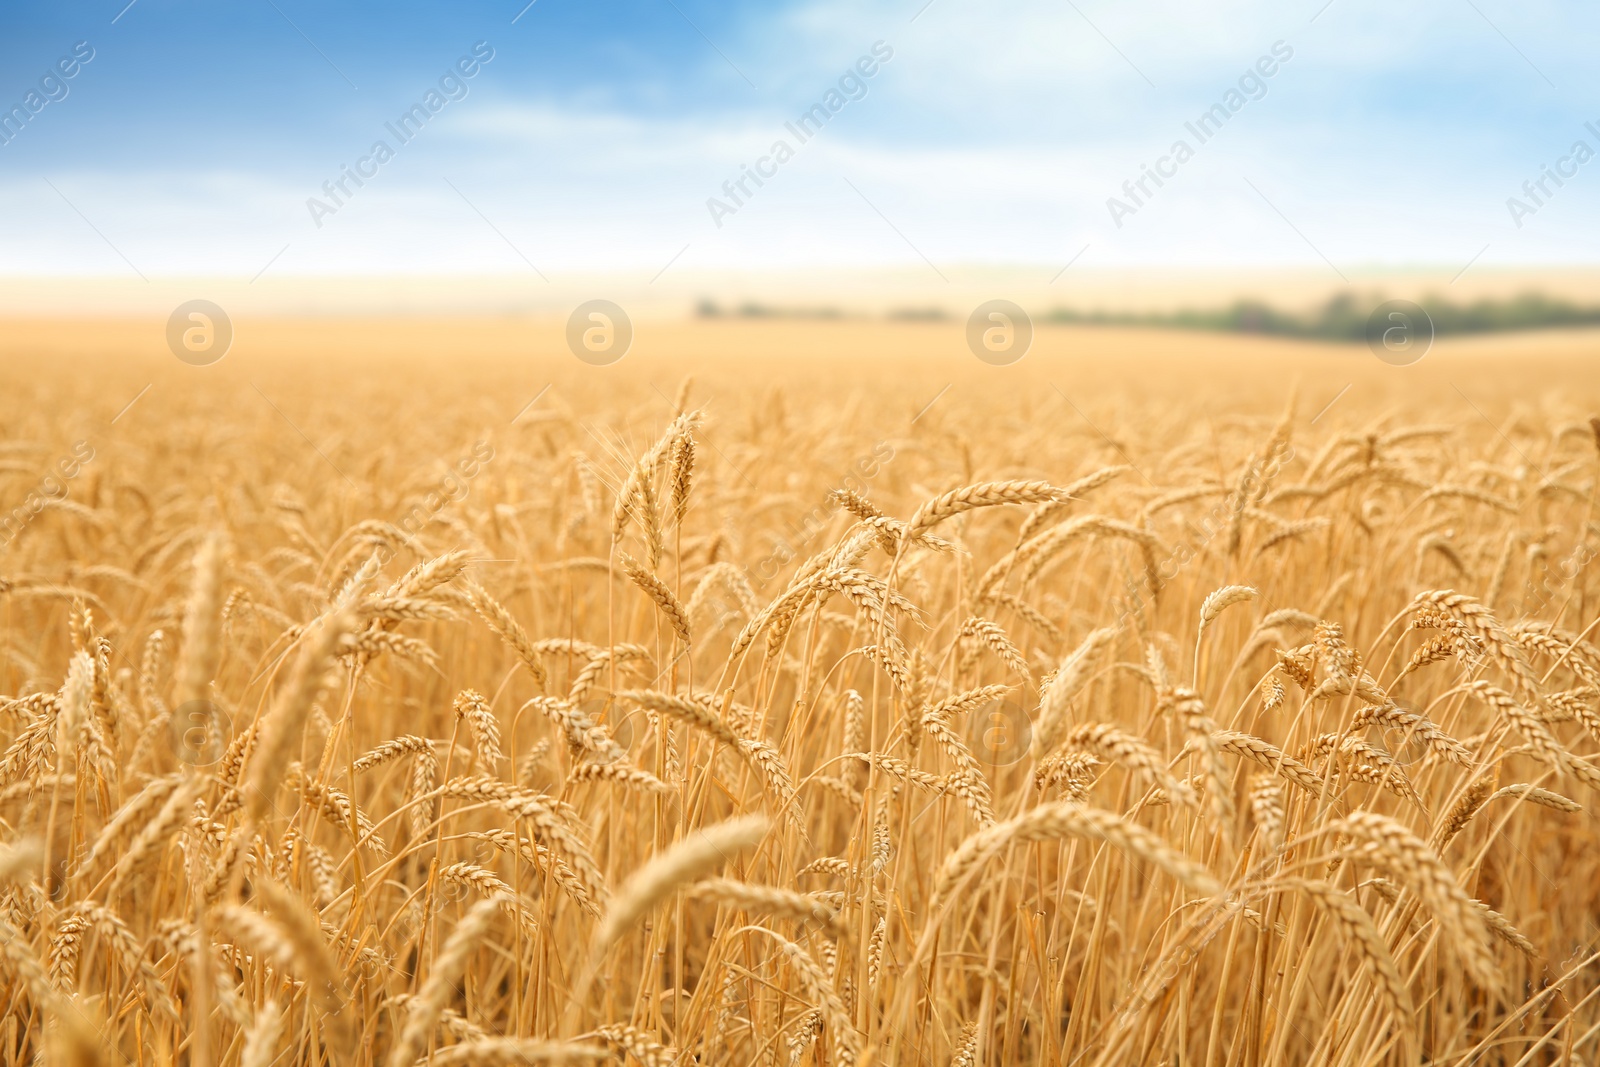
top-left (1046, 292), bottom-right (1600, 339)
top-left (692, 291), bottom-right (1600, 338)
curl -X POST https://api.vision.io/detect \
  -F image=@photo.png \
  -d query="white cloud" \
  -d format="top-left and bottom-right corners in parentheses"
top-left (5, 0), bottom-right (1597, 275)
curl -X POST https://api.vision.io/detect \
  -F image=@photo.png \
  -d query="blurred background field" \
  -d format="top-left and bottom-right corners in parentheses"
top-left (3, 303), bottom-right (1594, 410)
top-left (10, 267), bottom-right (1600, 322)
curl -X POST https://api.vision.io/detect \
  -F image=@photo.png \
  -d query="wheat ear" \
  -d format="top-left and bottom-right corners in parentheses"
top-left (387, 897), bottom-right (502, 1067)
top-left (595, 814), bottom-right (768, 951)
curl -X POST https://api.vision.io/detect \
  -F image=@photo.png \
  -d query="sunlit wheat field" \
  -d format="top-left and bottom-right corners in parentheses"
top-left (1, 319), bottom-right (1598, 1066)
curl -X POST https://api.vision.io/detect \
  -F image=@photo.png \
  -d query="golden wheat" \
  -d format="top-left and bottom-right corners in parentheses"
top-left (0, 347), bottom-right (1596, 1066)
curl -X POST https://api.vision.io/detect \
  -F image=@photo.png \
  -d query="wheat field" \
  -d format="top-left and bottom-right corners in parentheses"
top-left (1, 320), bottom-right (1598, 1066)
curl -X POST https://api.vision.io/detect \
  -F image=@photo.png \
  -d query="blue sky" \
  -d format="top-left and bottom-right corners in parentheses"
top-left (1, 0), bottom-right (1595, 276)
